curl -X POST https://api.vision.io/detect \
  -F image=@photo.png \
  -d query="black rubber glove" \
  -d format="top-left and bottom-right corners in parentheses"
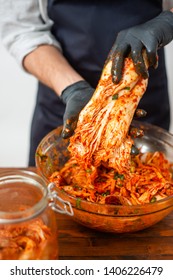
top-left (60, 80), bottom-right (94, 138)
top-left (110, 11), bottom-right (173, 84)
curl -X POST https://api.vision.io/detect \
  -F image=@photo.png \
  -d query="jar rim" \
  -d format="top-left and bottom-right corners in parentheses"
top-left (0, 170), bottom-right (48, 224)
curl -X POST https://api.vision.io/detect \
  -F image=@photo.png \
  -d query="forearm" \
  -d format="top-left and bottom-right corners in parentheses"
top-left (23, 45), bottom-right (84, 96)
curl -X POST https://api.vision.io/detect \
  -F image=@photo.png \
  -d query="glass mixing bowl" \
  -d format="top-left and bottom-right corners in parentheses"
top-left (35, 121), bottom-right (173, 233)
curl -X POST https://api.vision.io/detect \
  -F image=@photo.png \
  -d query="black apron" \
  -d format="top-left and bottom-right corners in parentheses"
top-left (29, 0), bottom-right (170, 166)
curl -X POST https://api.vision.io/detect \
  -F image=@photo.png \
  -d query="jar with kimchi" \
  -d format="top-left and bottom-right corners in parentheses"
top-left (0, 170), bottom-right (73, 260)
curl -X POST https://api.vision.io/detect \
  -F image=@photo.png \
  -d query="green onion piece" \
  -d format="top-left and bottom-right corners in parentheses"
top-left (76, 198), bottom-right (81, 209)
top-left (112, 94), bottom-right (118, 100)
top-left (86, 169), bottom-right (92, 173)
top-left (119, 174), bottom-right (125, 180)
top-left (150, 197), bottom-right (157, 203)
top-left (102, 190), bottom-right (110, 196)
top-left (113, 172), bottom-right (125, 180)
top-left (114, 172), bottom-right (119, 180)
top-left (124, 86), bottom-right (130, 90)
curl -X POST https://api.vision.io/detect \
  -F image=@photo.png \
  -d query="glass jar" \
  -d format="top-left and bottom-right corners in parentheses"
top-left (0, 170), bottom-right (73, 260)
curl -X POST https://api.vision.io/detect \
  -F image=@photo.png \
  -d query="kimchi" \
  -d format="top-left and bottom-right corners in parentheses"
top-left (69, 56), bottom-right (148, 172)
top-left (0, 218), bottom-right (58, 260)
top-left (49, 55), bottom-right (173, 206)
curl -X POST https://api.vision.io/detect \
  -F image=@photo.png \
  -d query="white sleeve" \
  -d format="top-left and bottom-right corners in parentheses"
top-left (163, 0), bottom-right (173, 10)
top-left (0, 0), bottom-right (62, 68)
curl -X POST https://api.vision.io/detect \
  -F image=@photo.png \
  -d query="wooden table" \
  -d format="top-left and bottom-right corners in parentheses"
top-left (1, 167), bottom-right (173, 260)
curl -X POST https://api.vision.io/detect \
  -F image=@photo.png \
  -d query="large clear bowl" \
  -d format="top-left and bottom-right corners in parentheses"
top-left (35, 121), bottom-right (173, 233)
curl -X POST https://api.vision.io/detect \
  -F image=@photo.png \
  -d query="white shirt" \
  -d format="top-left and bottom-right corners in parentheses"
top-left (0, 0), bottom-right (61, 68)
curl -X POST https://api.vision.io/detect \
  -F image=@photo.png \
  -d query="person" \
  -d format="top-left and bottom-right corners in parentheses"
top-left (0, 0), bottom-right (173, 166)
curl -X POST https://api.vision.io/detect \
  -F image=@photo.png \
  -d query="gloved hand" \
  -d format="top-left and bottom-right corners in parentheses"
top-left (110, 11), bottom-right (173, 84)
top-left (60, 80), bottom-right (94, 138)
